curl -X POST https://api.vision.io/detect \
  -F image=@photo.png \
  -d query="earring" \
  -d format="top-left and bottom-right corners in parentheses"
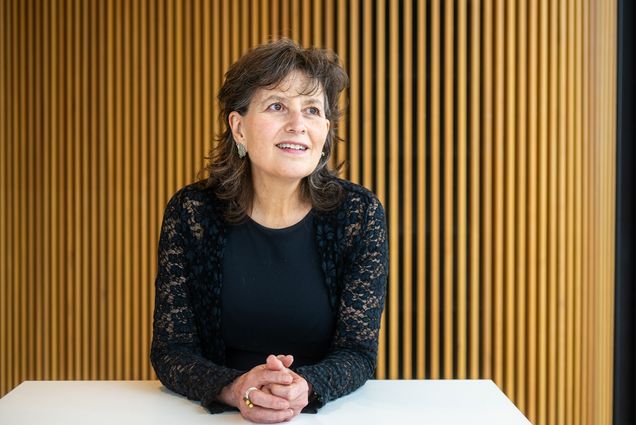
top-left (321, 151), bottom-right (326, 158)
top-left (236, 143), bottom-right (247, 158)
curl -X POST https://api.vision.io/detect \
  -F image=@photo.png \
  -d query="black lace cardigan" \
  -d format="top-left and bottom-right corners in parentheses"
top-left (150, 178), bottom-right (388, 413)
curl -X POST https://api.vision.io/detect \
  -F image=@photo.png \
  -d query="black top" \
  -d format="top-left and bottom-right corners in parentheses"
top-left (221, 212), bottom-right (334, 371)
top-left (150, 178), bottom-right (388, 413)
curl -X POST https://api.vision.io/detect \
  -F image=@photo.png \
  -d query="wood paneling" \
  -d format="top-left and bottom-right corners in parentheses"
top-left (0, 1), bottom-right (617, 424)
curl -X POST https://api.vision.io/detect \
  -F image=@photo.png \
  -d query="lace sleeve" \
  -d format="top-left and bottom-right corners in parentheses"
top-left (296, 194), bottom-right (389, 410)
top-left (150, 190), bottom-right (243, 412)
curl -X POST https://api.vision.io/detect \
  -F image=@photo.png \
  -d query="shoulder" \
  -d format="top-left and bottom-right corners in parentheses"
top-left (333, 178), bottom-right (385, 221)
top-left (166, 180), bottom-right (222, 212)
top-left (319, 179), bottom-right (386, 251)
top-left (163, 180), bottom-right (226, 236)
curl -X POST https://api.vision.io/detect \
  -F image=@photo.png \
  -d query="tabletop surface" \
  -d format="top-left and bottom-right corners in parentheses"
top-left (0, 379), bottom-right (531, 424)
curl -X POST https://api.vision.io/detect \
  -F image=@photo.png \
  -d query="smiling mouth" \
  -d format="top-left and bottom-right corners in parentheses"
top-left (276, 143), bottom-right (308, 151)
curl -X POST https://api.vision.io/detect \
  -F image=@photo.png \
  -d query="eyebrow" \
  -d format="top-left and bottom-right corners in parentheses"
top-left (259, 94), bottom-right (324, 107)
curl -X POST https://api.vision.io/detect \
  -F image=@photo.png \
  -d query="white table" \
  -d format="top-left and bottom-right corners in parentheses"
top-left (0, 380), bottom-right (531, 424)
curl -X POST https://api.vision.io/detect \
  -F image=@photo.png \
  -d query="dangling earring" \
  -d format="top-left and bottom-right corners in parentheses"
top-left (236, 143), bottom-right (247, 158)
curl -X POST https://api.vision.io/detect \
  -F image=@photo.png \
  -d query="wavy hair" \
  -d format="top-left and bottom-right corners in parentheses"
top-left (202, 38), bottom-right (349, 223)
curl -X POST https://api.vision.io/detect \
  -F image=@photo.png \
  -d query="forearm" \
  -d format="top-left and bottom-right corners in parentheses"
top-left (151, 342), bottom-right (243, 410)
top-left (296, 347), bottom-right (375, 408)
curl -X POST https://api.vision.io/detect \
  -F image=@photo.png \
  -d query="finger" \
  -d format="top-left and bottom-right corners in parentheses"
top-left (255, 369), bottom-right (293, 386)
top-left (266, 355), bottom-right (285, 371)
top-left (276, 354), bottom-right (294, 368)
top-left (267, 383), bottom-right (303, 401)
top-left (248, 389), bottom-right (291, 410)
top-left (242, 406), bottom-right (294, 424)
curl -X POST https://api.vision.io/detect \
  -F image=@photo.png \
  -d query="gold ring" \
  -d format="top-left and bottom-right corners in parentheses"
top-left (243, 386), bottom-right (258, 408)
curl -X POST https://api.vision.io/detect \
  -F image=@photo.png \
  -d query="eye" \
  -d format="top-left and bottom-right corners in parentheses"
top-left (306, 106), bottom-right (321, 116)
top-left (267, 102), bottom-right (284, 111)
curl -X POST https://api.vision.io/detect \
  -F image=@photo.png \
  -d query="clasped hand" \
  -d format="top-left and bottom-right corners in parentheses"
top-left (219, 354), bottom-right (310, 423)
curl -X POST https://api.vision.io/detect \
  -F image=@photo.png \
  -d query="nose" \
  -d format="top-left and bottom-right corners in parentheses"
top-left (286, 109), bottom-right (306, 134)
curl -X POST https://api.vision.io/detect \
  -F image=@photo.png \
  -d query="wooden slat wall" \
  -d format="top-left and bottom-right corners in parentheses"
top-left (0, 1), bottom-right (616, 424)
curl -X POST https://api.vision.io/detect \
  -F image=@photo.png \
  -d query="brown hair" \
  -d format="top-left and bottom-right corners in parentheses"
top-left (203, 38), bottom-right (349, 223)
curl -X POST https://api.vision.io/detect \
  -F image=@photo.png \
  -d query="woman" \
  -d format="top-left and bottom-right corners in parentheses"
top-left (150, 39), bottom-right (388, 424)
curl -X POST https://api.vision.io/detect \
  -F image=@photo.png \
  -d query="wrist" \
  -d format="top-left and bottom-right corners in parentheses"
top-left (218, 378), bottom-right (240, 407)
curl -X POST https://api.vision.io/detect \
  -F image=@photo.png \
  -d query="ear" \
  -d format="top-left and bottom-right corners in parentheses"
top-left (325, 118), bottom-right (331, 133)
top-left (228, 111), bottom-right (244, 142)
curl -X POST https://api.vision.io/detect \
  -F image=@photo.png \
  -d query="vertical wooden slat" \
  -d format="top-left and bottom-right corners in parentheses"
top-left (115, 0), bottom-right (125, 381)
top-left (105, 0), bottom-right (115, 380)
top-left (155, 0), bottom-right (167, 381)
top-left (527, 0), bottom-right (539, 420)
top-left (98, 0), bottom-right (108, 380)
top-left (443, 0), bottom-right (454, 380)
top-left (573, 0), bottom-right (584, 423)
top-left (601, 2), bottom-right (617, 423)
top-left (312, 0), bottom-right (321, 46)
top-left (79, 0), bottom-right (89, 380)
top-left (240, 0), bottom-right (249, 53)
top-left (8, 0), bottom-right (15, 391)
top-left (271, 0), bottom-right (280, 40)
top-left (202, 0), bottom-right (212, 163)
top-left (566, 0), bottom-right (577, 423)
top-left (547, 0), bottom-right (559, 423)
top-left (362, 0), bottom-right (372, 190)
top-left (211, 0), bottom-right (219, 144)
top-left (50, 0), bottom-right (60, 382)
top-left (538, 0), bottom-right (550, 421)
top-left (27, 0), bottom-right (36, 383)
top-left (18, 0), bottom-right (28, 385)
top-left (89, 0), bottom-right (99, 381)
top-left (581, 0), bottom-right (590, 417)
top-left (323, 0), bottom-right (332, 49)
top-left (558, 1), bottom-right (568, 425)
top-left (10, 0), bottom-right (16, 389)
top-left (388, 0), bottom-right (399, 380)
top-left (290, 0), bottom-right (298, 42)
top-left (122, 0), bottom-right (132, 380)
top-left (430, 0), bottom-right (441, 380)
top-left (137, 0), bottom-right (148, 379)
top-left (481, 0), bottom-right (493, 381)
top-left (73, 0), bottom-right (83, 380)
top-left (33, 0), bottom-right (44, 382)
top-left (374, 0), bottom-right (387, 380)
top-left (402, 0), bottom-right (414, 380)
top-left (336, 0), bottom-right (347, 171)
top-left (469, 0), bottom-right (481, 381)
top-left (64, 0), bottom-right (73, 381)
top-left (300, 0), bottom-right (309, 46)
top-left (174, 0), bottom-right (183, 188)
top-left (192, 0), bottom-right (202, 174)
top-left (456, 0), bottom-right (468, 381)
top-left (504, 0), bottom-right (517, 398)
top-left (515, 0), bottom-right (528, 411)
top-left (182, 0), bottom-right (192, 185)
top-left (144, 0), bottom-right (155, 380)
top-left (493, 0), bottom-right (504, 388)
top-left (416, 0), bottom-right (427, 381)
top-left (131, 0), bottom-right (140, 378)
top-left (281, 0), bottom-right (289, 38)
top-left (0, 0), bottom-right (6, 396)
top-left (349, 0), bottom-right (359, 184)
top-left (230, 0), bottom-right (239, 62)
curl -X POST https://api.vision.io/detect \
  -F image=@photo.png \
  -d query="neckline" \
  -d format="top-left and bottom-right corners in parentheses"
top-left (246, 209), bottom-right (313, 232)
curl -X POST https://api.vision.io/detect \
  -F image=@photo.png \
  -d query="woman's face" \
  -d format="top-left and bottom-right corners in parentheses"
top-left (229, 70), bottom-right (330, 185)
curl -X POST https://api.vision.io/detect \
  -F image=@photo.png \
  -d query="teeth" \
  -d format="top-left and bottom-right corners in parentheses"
top-left (277, 143), bottom-right (307, 150)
